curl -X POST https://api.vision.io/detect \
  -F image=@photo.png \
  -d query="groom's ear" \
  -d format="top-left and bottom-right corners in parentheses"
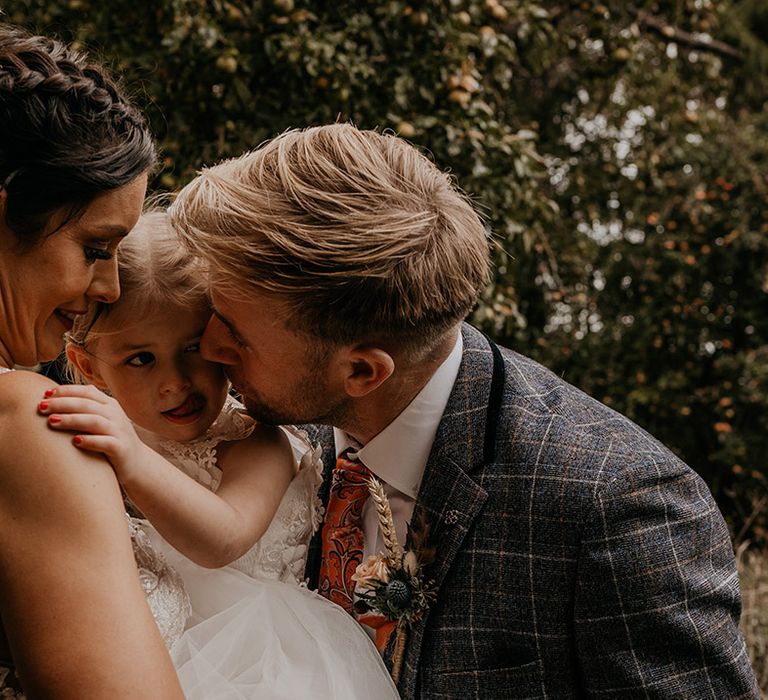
top-left (342, 345), bottom-right (395, 398)
top-left (65, 345), bottom-right (109, 390)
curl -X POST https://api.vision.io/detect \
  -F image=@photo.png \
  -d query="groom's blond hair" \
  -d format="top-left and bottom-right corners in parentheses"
top-left (169, 124), bottom-right (490, 350)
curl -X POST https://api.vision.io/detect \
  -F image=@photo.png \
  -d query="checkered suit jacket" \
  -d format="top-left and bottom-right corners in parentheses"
top-left (303, 324), bottom-right (759, 699)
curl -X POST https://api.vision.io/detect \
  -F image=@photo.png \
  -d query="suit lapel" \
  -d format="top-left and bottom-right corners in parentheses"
top-left (388, 325), bottom-right (497, 696)
top-left (390, 456), bottom-right (488, 691)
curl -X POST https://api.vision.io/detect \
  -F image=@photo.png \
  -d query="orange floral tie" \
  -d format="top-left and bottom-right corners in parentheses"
top-left (318, 450), bottom-right (370, 613)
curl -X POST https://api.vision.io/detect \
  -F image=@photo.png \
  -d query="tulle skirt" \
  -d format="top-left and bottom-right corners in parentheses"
top-left (146, 528), bottom-right (399, 699)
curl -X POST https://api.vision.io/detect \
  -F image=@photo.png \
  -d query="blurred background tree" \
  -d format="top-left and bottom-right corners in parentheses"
top-left (5, 0), bottom-right (767, 543)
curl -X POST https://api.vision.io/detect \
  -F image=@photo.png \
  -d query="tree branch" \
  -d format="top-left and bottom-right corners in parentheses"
top-left (634, 10), bottom-right (744, 61)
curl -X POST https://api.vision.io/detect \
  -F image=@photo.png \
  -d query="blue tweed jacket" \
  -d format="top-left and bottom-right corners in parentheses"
top-left (303, 324), bottom-right (759, 699)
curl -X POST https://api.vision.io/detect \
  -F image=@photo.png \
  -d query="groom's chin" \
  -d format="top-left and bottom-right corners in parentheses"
top-left (242, 396), bottom-right (281, 426)
top-left (241, 396), bottom-right (263, 418)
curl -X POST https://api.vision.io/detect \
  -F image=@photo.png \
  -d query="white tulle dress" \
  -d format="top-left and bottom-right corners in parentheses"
top-left (131, 397), bottom-right (399, 699)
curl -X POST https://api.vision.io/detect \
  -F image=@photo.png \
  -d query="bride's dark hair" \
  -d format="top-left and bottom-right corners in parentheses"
top-left (0, 23), bottom-right (156, 248)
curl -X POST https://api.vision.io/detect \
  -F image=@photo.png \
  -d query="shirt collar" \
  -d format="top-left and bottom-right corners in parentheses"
top-left (334, 332), bottom-right (463, 498)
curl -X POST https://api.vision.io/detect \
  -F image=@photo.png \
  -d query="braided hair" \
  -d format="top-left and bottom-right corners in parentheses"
top-left (0, 23), bottom-right (156, 248)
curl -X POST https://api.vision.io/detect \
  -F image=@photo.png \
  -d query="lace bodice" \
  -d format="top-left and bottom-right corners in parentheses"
top-left (128, 516), bottom-right (191, 648)
top-left (136, 396), bottom-right (324, 584)
top-left (229, 432), bottom-right (324, 582)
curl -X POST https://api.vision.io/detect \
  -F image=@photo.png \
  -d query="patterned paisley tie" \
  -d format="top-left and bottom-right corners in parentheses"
top-left (318, 450), bottom-right (371, 614)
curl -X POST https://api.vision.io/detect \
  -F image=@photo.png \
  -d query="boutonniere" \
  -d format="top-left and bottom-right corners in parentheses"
top-left (352, 477), bottom-right (436, 684)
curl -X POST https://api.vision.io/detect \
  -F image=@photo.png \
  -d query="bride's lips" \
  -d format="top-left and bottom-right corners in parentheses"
top-left (54, 308), bottom-right (86, 332)
top-left (162, 393), bottom-right (206, 424)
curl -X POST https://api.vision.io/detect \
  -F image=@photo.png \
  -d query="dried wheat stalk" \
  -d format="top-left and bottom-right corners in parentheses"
top-left (367, 476), bottom-right (403, 566)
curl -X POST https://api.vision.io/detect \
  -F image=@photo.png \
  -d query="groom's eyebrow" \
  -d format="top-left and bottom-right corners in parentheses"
top-left (211, 308), bottom-right (247, 344)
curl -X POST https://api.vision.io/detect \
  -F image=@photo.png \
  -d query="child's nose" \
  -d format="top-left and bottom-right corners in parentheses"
top-left (160, 365), bottom-right (192, 394)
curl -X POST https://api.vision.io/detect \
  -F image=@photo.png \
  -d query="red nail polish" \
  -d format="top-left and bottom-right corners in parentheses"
top-left (73, 436), bottom-right (82, 445)
top-left (44, 389), bottom-right (55, 398)
top-left (38, 401), bottom-right (48, 411)
top-left (48, 415), bottom-right (61, 424)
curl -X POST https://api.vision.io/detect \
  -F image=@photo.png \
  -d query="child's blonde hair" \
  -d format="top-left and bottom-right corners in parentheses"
top-left (66, 209), bottom-right (209, 380)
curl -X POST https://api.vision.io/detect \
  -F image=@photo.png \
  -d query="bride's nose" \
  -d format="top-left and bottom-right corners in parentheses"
top-left (87, 256), bottom-right (120, 303)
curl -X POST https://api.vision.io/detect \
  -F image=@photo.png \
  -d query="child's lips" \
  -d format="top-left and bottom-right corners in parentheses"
top-left (162, 394), bottom-right (206, 424)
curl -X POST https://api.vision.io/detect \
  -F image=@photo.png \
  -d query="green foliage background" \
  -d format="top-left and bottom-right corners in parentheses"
top-left (6, 0), bottom-right (767, 542)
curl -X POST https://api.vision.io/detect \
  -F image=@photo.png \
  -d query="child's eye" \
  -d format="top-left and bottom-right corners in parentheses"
top-left (125, 351), bottom-right (155, 367)
top-left (84, 244), bottom-right (113, 264)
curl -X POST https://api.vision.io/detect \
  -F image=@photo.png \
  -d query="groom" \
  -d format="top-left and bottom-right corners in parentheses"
top-left (171, 124), bottom-right (759, 699)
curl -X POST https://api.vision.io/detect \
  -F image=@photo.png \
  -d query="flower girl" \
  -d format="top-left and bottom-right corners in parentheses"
top-left (39, 211), bottom-right (398, 699)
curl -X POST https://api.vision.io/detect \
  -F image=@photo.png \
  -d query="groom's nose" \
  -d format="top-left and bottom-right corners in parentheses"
top-left (201, 315), bottom-right (239, 365)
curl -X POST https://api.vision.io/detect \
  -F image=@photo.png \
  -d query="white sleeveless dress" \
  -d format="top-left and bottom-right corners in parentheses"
top-left (0, 374), bottom-right (397, 699)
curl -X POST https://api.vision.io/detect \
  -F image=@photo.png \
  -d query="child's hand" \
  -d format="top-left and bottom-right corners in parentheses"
top-left (38, 385), bottom-right (150, 484)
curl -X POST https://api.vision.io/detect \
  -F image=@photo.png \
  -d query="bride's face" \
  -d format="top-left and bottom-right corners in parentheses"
top-left (0, 174), bottom-right (147, 367)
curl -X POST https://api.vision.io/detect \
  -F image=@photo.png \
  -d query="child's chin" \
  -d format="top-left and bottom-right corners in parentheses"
top-left (158, 417), bottom-right (212, 442)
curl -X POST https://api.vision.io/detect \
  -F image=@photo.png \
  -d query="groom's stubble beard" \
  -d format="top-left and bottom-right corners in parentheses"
top-left (234, 357), bottom-right (354, 427)
top-left (243, 390), bottom-right (352, 427)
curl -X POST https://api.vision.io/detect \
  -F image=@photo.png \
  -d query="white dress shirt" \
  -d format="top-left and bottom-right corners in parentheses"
top-left (333, 332), bottom-right (463, 561)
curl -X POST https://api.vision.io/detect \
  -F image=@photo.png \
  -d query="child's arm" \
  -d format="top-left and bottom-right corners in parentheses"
top-left (122, 425), bottom-right (294, 568)
top-left (38, 384), bottom-right (295, 568)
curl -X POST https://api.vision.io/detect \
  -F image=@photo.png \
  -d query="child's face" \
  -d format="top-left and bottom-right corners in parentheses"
top-left (87, 304), bottom-right (229, 441)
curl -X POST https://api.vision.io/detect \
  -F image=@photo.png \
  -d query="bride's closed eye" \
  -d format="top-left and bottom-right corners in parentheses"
top-left (125, 351), bottom-right (155, 367)
top-left (83, 242), bottom-right (113, 264)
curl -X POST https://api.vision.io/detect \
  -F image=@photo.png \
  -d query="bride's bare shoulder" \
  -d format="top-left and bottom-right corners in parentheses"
top-left (0, 369), bottom-right (58, 454)
top-left (0, 370), bottom-right (121, 522)
top-left (0, 367), bottom-right (56, 410)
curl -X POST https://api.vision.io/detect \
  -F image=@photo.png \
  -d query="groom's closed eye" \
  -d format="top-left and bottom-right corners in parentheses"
top-left (212, 310), bottom-right (248, 349)
top-left (224, 326), bottom-right (248, 349)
